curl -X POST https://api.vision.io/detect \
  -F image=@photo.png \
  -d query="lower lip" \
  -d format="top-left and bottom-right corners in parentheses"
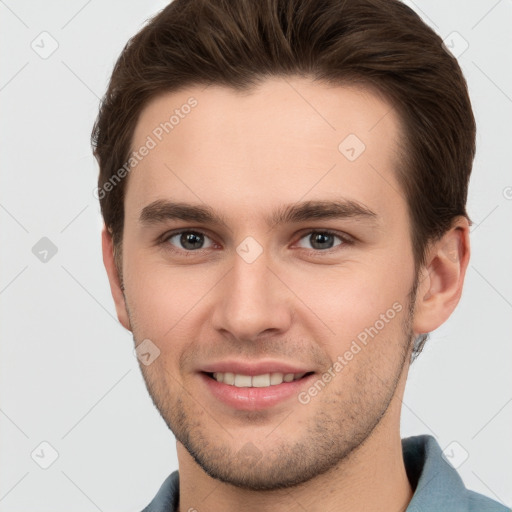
top-left (200, 373), bottom-right (315, 411)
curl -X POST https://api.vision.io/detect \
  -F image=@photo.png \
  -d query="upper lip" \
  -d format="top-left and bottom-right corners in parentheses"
top-left (200, 360), bottom-right (313, 376)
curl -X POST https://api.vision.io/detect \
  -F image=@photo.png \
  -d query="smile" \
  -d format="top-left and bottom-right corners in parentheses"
top-left (210, 372), bottom-right (309, 387)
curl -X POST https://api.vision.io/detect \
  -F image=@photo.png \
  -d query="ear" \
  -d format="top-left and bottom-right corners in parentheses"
top-left (101, 225), bottom-right (132, 331)
top-left (412, 216), bottom-right (471, 335)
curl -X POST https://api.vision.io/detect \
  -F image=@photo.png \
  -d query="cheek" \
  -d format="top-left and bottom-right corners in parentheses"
top-left (280, 258), bottom-right (412, 348)
top-left (123, 248), bottom-right (217, 340)
top-left (123, 232), bottom-right (414, 355)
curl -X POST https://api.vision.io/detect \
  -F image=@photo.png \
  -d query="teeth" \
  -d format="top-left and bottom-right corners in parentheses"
top-left (270, 372), bottom-right (284, 385)
top-left (212, 371), bottom-right (307, 387)
top-left (234, 374), bottom-right (252, 387)
top-left (223, 372), bottom-right (235, 385)
top-left (252, 374), bottom-right (270, 387)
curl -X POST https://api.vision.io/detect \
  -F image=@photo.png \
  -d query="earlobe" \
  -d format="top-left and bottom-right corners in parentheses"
top-left (101, 226), bottom-right (132, 331)
top-left (412, 217), bottom-right (470, 336)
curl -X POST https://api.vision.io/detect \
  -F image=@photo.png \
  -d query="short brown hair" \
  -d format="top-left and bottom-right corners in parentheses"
top-left (92, 0), bottom-right (476, 356)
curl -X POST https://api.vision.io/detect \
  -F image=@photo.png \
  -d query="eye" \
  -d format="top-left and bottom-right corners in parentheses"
top-left (165, 230), bottom-right (215, 251)
top-left (296, 230), bottom-right (348, 251)
top-left (159, 228), bottom-right (351, 255)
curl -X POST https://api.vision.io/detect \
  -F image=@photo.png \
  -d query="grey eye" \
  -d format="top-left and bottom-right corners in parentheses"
top-left (168, 231), bottom-right (214, 250)
top-left (297, 232), bottom-right (343, 250)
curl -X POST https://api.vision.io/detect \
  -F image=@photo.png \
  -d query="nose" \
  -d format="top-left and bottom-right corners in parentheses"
top-left (211, 248), bottom-right (293, 342)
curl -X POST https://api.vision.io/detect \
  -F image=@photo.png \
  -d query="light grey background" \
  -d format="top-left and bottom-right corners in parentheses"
top-left (1, 1), bottom-right (511, 510)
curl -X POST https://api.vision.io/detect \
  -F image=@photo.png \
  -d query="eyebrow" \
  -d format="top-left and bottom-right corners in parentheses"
top-left (139, 198), bottom-right (379, 229)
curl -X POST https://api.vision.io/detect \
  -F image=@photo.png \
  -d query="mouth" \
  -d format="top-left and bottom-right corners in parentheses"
top-left (200, 369), bottom-right (316, 410)
top-left (205, 371), bottom-right (314, 387)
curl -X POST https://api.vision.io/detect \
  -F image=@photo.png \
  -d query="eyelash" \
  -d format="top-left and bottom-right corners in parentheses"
top-left (158, 229), bottom-right (354, 256)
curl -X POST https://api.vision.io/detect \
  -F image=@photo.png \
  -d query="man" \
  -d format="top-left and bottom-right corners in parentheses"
top-left (92, 0), bottom-right (509, 510)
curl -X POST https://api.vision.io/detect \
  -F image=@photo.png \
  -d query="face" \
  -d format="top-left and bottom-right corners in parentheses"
top-left (118, 78), bottom-right (420, 489)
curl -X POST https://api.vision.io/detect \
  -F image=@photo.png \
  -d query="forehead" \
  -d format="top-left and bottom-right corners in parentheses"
top-left (125, 77), bottom-right (405, 225)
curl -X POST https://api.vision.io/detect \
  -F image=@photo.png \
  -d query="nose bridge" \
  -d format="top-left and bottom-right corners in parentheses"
top-left (212, 241), bottom-right (292, 340)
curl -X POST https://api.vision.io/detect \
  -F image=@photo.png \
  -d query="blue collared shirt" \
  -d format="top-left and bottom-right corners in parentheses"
top-left (142, 435), bottom-right (509, 511)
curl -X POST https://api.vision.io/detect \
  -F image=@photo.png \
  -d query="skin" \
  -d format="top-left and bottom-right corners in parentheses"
top-left (102, 77), bottom-right (470, 512)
